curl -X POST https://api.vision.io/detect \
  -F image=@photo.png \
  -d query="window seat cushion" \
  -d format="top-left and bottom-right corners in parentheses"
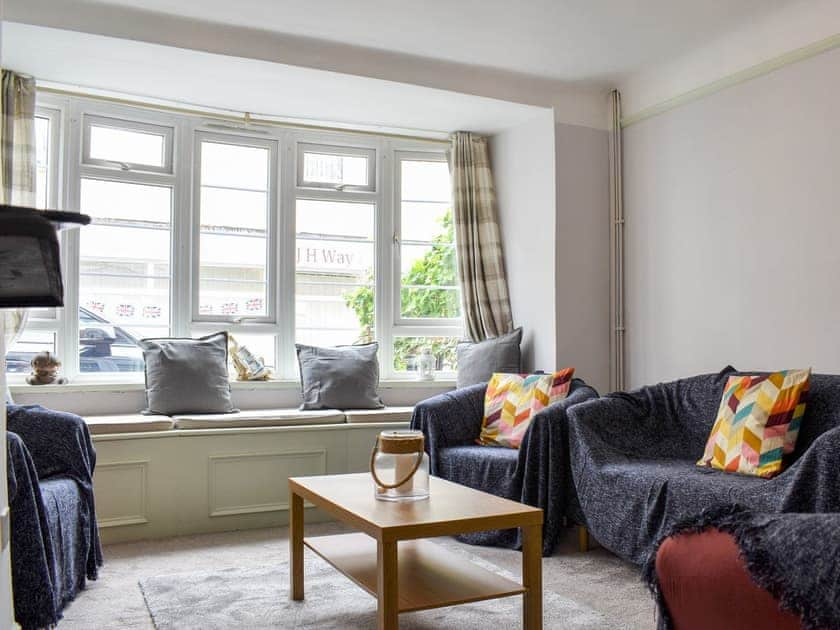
top-left (85, 414), bottom-right (175, 435)
top-left (344, 407), bottom-right (414, 424)
top-left (171, 408), bottom-right (346, 429)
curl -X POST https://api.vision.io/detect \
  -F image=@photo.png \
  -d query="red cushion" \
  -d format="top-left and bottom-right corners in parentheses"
top-left (655, 529), bottom-right (801, 630)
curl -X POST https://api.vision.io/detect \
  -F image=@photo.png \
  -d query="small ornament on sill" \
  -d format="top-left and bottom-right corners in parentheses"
top-left (229, 334), bottom-right (272, 381)
top-left (26, 351), bottom-right (68, 385)
top-left (417, 347), bottom-right (436, 381)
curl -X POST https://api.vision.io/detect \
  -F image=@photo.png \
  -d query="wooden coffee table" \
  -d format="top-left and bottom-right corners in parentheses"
top-left (289, 473), bottom-right (543, 629)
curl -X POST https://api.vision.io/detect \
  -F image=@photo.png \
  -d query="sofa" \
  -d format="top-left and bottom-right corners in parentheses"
top-left (411, 378), bottom-right (599, 555)
top-left (646, 506), bottom-right (840, 629)
top-left (7, 404), bottom-right (103, 629)
top-left (567, 367), bottom-right (840, 565)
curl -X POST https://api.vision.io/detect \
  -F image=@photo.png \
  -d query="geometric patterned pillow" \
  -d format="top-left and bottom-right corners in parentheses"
top-left (478, 368), bottom-right (575, 449)
top-left (697, 368), bottom-right (811, 478)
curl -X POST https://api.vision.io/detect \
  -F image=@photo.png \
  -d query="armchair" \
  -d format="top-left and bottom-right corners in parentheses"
top-left (410, 378), bottom-right (599, 555)
top-left (6, 404), bottom-right (103, 629)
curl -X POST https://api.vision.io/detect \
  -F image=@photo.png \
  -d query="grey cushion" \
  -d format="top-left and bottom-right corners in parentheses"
top-left (85, 414), bottom-right (174, 435)
top-left (172, 408), bottom-right (346, 429)
top-left (296, 342), bottom-right (384, 410)
top-left (455, 327), bottom-right (522, 388)
top-left (138, 331), bottom-right (237, 415)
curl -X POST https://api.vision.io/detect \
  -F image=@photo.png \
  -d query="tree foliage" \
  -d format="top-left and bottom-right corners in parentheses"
top-left (343, 210), bottom-right (460, 370)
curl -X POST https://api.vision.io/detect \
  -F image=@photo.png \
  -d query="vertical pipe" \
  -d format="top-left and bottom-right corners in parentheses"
top-left (608, 90), bottom-right (625, 391)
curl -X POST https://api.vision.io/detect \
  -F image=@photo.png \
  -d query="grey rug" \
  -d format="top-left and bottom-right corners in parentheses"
top-left (139, 548), bottom-right (609, 629)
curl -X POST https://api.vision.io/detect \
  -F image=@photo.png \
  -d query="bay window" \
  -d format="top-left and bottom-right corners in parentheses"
top-left (6, 94), bottom-right (462, 382)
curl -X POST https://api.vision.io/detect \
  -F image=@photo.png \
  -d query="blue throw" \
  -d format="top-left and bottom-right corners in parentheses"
top-left (411, 379), bottom-right (599, 555)
top-left (6, 404), bottom-right (103, 629)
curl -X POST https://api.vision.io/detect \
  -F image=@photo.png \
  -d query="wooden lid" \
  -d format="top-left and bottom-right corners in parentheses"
top-left (377, 430), bottom-right (424, 454)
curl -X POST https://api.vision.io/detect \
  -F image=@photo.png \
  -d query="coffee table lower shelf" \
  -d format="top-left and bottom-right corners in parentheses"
top-left (303, 532), bottom-right (526, 613)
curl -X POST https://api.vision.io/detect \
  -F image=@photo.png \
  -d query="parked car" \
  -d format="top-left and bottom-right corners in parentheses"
top-left (6, 306), bottom-right (145, 374)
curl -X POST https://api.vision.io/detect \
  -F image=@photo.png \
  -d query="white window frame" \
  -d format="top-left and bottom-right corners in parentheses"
top-left (13, 92), bottom-right (460, 384)
top-left (386, 149), bottom-right (462, 378)
top-left (296, 142), bottom-right (376, 192)
top-left (66, 100), bottom-right (184, 383)
top-left (191, 131), bottom-right (280, 326)
top-left (82, 114), bottom-right (174, 174)
top-left (288, 134), bottom-right (380, 377)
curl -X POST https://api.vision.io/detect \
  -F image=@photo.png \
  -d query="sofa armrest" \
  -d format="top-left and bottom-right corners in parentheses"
top-left (410, 384), bottom-right (486, 468)
top-left (6, 404), bottom-right (96, 481)
top-left (522, 381), bottom-right (600, 439)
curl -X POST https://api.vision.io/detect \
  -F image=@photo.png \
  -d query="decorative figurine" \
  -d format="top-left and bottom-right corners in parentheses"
top-left (229, 334), bottom-right (272, 381)
top-left (26, 351), bottom-right (68, 385)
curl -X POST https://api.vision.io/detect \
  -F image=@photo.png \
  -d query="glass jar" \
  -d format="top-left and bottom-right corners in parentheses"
top-left (417, 348), bottom-right (436, 381)
top-left (370, 430), bottom-right (430, 502)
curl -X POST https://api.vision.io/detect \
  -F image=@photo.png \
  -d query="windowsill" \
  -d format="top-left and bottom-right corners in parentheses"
top-left (8, 377), bottom-right (456, 395)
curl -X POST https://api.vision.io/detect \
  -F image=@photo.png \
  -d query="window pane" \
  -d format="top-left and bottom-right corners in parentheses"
top-left (401, 160), bottom-right (450, 202)
top-left (5, 331), bottom-right (57, 374)
top-left (393, 336), bottom-right (459, 373)
top-left (79, 179), bottom-right (172, 373)
top-left (198, 140), bottom-right (271, 318)
top-left (228, 332), bottom-right (276, 372)
top-left (296, 199), bottom-right (374, 346)
top-left (297, 199), bottom-right (374, 240)
top-left (399, 158), bottom-right (460, 319)
top-left (201, 142), bottom-right (268, 190)
top-left (302, 150), bottom-right (368, 187)
top-left (89, 124), bottom-right (166, 168)
top-left (81, 179), bottom-right (172, 223)
top-left (35, 116), bottom-right (50, 209)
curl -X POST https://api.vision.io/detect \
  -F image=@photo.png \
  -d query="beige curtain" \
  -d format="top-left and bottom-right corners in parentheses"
top-left (1, 69), bottom-right (38, 371)
top-left (448, 131), bottom-right (513, 342)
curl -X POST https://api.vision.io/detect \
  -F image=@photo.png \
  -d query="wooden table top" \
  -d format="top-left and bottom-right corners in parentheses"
top-left (289, 473), bottom-right (542, 542)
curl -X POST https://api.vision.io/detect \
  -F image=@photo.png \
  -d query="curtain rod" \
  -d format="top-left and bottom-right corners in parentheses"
top-left (37, 86), bottom-right (451, 144)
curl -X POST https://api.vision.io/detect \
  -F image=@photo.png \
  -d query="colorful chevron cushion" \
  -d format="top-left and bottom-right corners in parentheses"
top-left (478, 369), bottom-right (575, 449)
top-left (697, 368), bottom-right (811, 478)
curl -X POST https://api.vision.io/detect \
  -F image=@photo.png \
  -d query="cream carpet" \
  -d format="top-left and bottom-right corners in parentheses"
top-left (139, 553), bottom-right (607, 629)
top-left (57, 523), bottom-right (656, 629)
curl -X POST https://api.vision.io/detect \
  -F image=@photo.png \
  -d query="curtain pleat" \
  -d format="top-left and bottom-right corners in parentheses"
top-left (1, 69), bottom-right (38, 386)
top-left (448, 131), bottom-right (513, 342)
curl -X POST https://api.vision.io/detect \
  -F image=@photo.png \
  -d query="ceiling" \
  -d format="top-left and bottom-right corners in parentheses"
top-left (21, 0), bottom-right (798, 84)
top-left (4, 23), bottom-right (549, 135)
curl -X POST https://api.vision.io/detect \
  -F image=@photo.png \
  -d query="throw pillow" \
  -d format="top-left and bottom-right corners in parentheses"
top-left (697, 368), bottom-right (811, 478)
top-left (296, 342), bottom-right (384, 410)
top-left (478, 368), bottom-right (575, 449)
top-left (456, 327), bottom-right (523, 388)
top-left (138, 331), bottom-right (237, 415)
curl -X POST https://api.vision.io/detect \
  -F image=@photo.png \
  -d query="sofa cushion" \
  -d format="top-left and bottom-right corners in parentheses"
top-left (479, 369), bottom-right (575, 449)
top-left (344, 407), bottom-right (414, 424)
top-left (85, 414), bottom-right (174, 435)
top-left (138, 332), bottom-right (237, 415)
top-left (295, 342), bottom-right (384, 410)
top-left (456, 327), bottom-right (522, 388)
top-left (172, 408), bottom-right (346, 429)
top-left (697, 369), bottom-right (811, 478)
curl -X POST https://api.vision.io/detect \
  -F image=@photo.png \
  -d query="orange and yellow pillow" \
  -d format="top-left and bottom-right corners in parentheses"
top-left (697, 368), bottom-right (810, 478)
top-left (478, 369), bottom-right (575, 449)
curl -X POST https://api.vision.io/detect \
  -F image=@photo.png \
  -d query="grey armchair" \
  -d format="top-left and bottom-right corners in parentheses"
top-left (410, 378), bottom-right (599, 555)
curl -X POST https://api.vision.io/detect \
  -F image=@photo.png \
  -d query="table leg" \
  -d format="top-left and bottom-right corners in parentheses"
top-left (290, 490), bottom-right (304, 601)
top-left (522, 524), bottom-right (543, 630)
top-left (377, 539), bottom-right (399, 630)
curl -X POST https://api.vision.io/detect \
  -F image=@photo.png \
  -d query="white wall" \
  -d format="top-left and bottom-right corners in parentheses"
top-left (490, 111), bottom-right (557, 371)
top-left (489, 112), bottom-right (610, 389)
top-left (623, 45), bottom-right (840, 388)
top-left (555, 123), bottom-right (610, 393)
top-left (621, 0), bottom-right (840, 117)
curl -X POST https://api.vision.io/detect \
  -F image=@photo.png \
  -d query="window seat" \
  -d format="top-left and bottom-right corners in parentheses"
top-left (85, 414), bottom-right (175, 435)
top-left (84, 406), bottom-right (415, 434)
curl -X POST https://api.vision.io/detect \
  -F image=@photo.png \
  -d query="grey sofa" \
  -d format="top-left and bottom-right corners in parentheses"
top-left (567, 367), bottom-right (840, 565)
top-left (410, 378), bottom-right (599, 555)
